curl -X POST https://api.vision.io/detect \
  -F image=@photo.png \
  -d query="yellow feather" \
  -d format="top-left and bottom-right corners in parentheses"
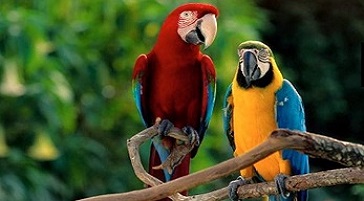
top-left (232, 57), bottom-right (291, 181)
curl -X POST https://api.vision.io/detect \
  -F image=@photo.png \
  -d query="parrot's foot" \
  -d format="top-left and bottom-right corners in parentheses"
top-left (157, 119), bottom-right (174, 136)
top-left (275, 174), bottom-right (290, 199)
top-left (152, 123), bottom-right (198, 174)
top-left (228, 176), bottom-right (253, 201)
top-left (152, 134), bottom-right (194, 174)
top-left (182, 126), bottom-right (200, 147)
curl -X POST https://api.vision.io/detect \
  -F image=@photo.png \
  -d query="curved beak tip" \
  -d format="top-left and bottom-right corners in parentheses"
top-left (200, 14), bottom-right (217, 49)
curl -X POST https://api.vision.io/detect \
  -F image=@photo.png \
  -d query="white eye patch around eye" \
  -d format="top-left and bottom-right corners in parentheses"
top-left (256, 60), bottom-right (270, 79)
top-left (178, 11), bottom-right (197, 28)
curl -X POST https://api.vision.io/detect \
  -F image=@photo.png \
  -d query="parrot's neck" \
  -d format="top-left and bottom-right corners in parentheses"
top-left (153, 29), bottom-right (200, 62)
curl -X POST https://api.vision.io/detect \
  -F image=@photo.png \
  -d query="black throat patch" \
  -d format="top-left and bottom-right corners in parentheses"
top-left (236, 64), bottom-right (274, 89)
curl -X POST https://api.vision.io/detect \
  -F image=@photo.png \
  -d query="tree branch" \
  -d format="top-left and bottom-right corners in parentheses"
top-left (125, 120), bottom-right (187, 200)
top-left (191, 167), bottom-right (364, 200)
top-left (78, 127), bottom-right (364, 201)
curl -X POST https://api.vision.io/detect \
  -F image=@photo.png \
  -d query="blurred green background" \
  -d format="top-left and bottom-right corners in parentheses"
top-left (0, 0), bottom-right (363, 200)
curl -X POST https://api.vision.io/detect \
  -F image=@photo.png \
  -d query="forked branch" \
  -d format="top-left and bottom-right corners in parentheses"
top-left (78, 125), bottom-right (364, 201)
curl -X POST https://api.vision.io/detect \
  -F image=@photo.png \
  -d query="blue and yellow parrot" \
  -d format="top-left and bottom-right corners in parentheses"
top-left (223, 41), bottom-right (309, 201)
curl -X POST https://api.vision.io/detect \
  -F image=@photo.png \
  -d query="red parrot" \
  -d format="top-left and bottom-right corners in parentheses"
top-left (132, 3), bottom-right (218, 199)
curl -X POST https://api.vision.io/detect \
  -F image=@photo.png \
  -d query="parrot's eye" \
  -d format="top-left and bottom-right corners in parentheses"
top-left (258, 49), bottom-right (270, 62)
top-left (178, 11), bottom-right (198, 28)
top-left (180, 11), bottom-right (194, 19)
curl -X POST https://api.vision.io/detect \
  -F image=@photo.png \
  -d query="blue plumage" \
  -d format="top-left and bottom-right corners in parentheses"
top-left (132, 80), bottom-right (146, 127)
top-left (223, 84), bottom-right (235, 150)
top-left (273, 79), bottom-right (310, 201)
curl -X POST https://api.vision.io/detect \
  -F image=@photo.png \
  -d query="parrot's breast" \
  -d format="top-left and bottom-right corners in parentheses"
top-left (232, 77), bottom-right (290, 181)
top-left (147, 59), bottom-right (202, 129)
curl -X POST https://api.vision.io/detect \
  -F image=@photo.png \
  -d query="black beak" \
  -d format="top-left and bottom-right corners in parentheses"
top-left (181, 13), bottom-right (217, 48)
top-left (242, 51), bottom-right (261, 86)
top-left (185, 20), bottom-right (204, 45)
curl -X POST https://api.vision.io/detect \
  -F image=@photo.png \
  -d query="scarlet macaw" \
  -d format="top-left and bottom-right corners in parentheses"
top-left (132, 2), bottom-right (218, 196)
top-left (223, 41), bottom-right (309, 201)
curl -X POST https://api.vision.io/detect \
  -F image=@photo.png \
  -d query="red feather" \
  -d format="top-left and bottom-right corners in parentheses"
top-left (133, 3), bottom-right (218, 200)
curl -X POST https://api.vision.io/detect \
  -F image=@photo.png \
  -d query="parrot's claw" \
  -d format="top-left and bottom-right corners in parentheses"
top-left (152, 123), bottom-right (198, 174)
top-left (182, 126), bottom-right (200, 147)
top-left (152, 135), bottom-right (193, 174)
top-left (275, 174), bottom-right (290, 199)
top-left (158, 119), bottom-right (174, 136)
top-left (228, 176), bottom-right (252, 201)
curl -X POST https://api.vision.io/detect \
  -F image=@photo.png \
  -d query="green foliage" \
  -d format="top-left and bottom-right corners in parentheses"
top-left (0, 0), bottom-right (362, 200)
top-left (353, 184), bottom-right (364, 200)
top-left (0, 0), bottom-right (264, 200)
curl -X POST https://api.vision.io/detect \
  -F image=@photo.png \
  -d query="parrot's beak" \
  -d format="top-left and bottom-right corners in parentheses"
top-left (199, 13), bottom-right (217, 49)
top-left (179, 14), bottom-right (217, 49)
top-left (241, 51), bottom-right (261, 86)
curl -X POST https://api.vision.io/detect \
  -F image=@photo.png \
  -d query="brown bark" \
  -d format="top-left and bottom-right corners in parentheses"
top-left (78, 126), bottom-right (364, 201)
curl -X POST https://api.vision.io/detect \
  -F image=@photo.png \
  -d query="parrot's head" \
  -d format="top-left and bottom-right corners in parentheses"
top-left (158, 3), bottom-right (218, 49)
top-left (236, 41), bottom-right (275, 89)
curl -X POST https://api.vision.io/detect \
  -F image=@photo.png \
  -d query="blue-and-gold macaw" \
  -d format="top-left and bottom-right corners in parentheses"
top-left (223, 41), bottom-right (309, 201)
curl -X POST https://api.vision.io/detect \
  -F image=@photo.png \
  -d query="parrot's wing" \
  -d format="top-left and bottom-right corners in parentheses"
top-left (133, 54), bottom-right (172, 180)
top-left (199, 55), bottom-right (216, 137)
top-left (190, 55), bottom-right (216, 157)
top-left (275, 79), bottom-right (309, 201)
top-left (132, 54), bottom-right (149, 127)
top-left (223, 83), bottom-right (235, 151)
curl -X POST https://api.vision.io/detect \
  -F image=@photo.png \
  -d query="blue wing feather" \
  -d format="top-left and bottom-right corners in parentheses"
top-left (199, 76), bottom-right (216, 136)
top-left (132, 79), bottom-right (147, 127)
top-left (275, 79), bottom-right (309, 201)
top-left (223, 83), bottom-right (235, 150)
top-left (132, 54), bottom-right (149, 127)
top-left (191, 55), bottom-right (216, 157)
